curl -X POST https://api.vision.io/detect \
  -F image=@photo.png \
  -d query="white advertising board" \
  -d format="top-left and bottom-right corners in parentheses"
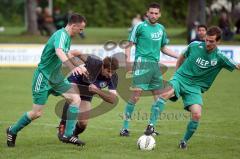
top-left (0, 44), bottom-right (239, 67)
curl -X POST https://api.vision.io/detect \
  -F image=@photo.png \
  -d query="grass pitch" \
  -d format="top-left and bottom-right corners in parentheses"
top-left (0, 68), bottom-right (239, 159)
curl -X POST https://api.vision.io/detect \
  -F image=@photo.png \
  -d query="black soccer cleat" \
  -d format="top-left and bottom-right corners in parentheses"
top-left (179, 140), bottom-right (187, 149)
top-left (60, 135), bottom-right (85, 146)
top-left (144, 125), bottom-right (159, 136)
top-left (119, 129), bottom-right (130, 137)
top-left (57, 123), bottom-right (65, 141)
top-left (6, 127), bottom-right (17, 147)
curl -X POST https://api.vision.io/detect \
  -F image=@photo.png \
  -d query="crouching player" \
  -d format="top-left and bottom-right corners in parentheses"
top-left (57, 55), bottom-right (119, 144)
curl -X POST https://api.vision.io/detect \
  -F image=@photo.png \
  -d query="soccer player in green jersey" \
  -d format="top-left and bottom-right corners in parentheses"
top-left (6, 13), bottom-right (88, 147)
top-left (145, 26), bottom-right (240, 149)
top-left (120, 2), bottom-right (178, 136)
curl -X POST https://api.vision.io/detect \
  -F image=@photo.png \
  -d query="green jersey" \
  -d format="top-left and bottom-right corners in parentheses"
top-left (175, 41), bottom-right (237, 92)
top-left (128, 20), bottom-right (169, 62)
top-left (38, 28), bottom-right (71, 84)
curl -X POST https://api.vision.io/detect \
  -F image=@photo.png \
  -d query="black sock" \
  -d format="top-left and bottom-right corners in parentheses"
top-left (73, 122), bottom-right (87, 136)
top-left (60, 102), bottom-right (69, 125)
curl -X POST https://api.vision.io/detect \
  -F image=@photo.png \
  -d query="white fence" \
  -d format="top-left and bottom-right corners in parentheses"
top-left (0, 44), bottom-right (239, 67)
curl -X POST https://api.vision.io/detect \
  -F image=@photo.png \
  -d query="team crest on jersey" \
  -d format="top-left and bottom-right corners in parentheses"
top-left (211, 59), bottom-right (218, 66)
top-left (151, 31), bottom-right (163, 40)
top-left (99, 81), bottom-right (107, 88)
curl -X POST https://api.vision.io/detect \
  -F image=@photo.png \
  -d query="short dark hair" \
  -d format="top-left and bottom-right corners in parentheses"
top-left (207, 26), bottom-right (222, 41)
top-left (148, 2), bottom-right (161, 11)
top-left (197, 24), bottom-right (207, 31)
top-left (68, 13), bottom-right (86, 25)
top-left (103, 56), bottom-right (119, 70)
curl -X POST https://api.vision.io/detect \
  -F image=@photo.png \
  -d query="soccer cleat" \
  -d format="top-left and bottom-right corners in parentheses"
top-left (179, 140), bottom-right (187, 149)
top-left (57, 123), bottom-right (65, 140)
top-left (119, 129), bottom-right (130, 136)
top-left (6, 127), bottom-right (17, 147)
top-left (60, 135), bottom-right (86, 146)
top-left (144, 125), bottom-right (159, 136)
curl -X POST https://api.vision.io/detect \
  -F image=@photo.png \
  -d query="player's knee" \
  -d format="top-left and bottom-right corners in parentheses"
top-left (130, 95), bottom-right (141, 103)
top-left (29, 110), bottom-right (43, 120)
top-left (78, 121), bottom-right (88, 128)
top-left (159, 88), bottom-right (174, 100)
top-left (192, 112), bottom-right (201, 121)
top-left (160, 93), bottom-right (168, 99)
top-left (70, 94), bottom-right (81, 105)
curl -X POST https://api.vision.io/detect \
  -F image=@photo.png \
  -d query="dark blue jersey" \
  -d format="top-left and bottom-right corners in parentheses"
top-left (67, 56), bottom-right (118, 101)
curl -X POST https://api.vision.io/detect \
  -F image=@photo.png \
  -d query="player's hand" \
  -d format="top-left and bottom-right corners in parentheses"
top-left (237, 64), bottom-right (240, 70)
top-left (88, 84), bottom-right (99, 94)
top-left (72, 66), bottom-right (89, 76)
top-left (125, 70), bottom-right (133, 78)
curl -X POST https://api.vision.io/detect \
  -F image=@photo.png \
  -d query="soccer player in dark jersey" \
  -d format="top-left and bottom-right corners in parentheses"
top-left (57, 55), bottom-right (119, 142)
top-left (144, 26), bottom-right (240, 149)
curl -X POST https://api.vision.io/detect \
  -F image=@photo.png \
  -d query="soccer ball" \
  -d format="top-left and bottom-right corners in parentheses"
top-left (137, 135), bottom-right (156, 150)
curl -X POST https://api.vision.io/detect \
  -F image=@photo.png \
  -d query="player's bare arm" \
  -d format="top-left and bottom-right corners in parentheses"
top-left (88, 84), bottom-right (117, 104)
top-left (161, 46), bottom-right (178, 58)
top-left (68, 49), bottom-right (88, 62)
top-left (125, 42), bottom-right (134, 72)
top-left (66, 50), bottom-right (85, 67)
top-left (175, 54), bottom-right (186, 71)
top-left (56, 48), bottom-right (88, 76)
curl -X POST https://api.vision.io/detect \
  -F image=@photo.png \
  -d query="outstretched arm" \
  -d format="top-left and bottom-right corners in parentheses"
top-left (161, 46), bottom-right (179, 59)
top-left (56, 48), bottom-right (88, 76)
top-left (175, 54), bottom-right (186, 71)
top-left (125, 42), bottom-right (134, 72)
top-left (68, 49), bottom-right (88, 62)
top-left (89, 84), bottom-right (117, 104)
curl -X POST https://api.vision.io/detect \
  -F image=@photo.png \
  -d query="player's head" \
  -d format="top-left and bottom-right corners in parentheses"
top-left (101, 56), bottom-right (119, 78)
top-left (147, 2), bottom-right (161, 24)
top-left (67, 13), bottom-right (86, 37)
top-left (205, 26), bottom-right (222, 51)
top-left (197, 24), bottom-right (207, 40)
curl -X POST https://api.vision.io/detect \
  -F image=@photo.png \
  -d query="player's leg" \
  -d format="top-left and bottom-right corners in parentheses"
top-left (57, 101), bottom-right (69, 139)
top-left (60, 84), bottom-right (85, 146)
top-left (7, 104), bottom-right (45, 147)
top-left (61, 84), bottom-right (81, 137)
top-left (74, 100), bottom-right (91, 137)
top-left (179, 104), bottom-right (201, 149)
top-left (178, 85), bottom-right (203, 149)
top-left (120, 88), bottom-right (142, 136)
top-left (121, 59), bottom-right (152, 136)
top-left (57, 100), bottom-right (91, 138)
top-left (145, 76), bottom-right (181, 136)
top-left (7, 69), bottom-right (49, 147)
top-left (144, 87), bottom-right (175, 135)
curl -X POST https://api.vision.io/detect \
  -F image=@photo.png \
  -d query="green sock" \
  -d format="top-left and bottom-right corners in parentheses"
top-left (10, 112), bottom-right (32, 135)
top-left (64, 105), bottom-right (79, 137)
top-left (183, 120), bottom-right (199, 142)
top-left (122, 102), bottom-right (135, 129)
top-left (149, 98), bottom-right (166, 126)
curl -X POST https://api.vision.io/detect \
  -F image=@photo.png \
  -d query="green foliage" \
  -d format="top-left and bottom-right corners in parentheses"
top-left (0, 0), bottom-right (189, 27)
top-left (0, 0), bottom-right (24, 26)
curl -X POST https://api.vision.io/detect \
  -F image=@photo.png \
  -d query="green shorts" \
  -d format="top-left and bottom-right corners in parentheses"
top-left (32, 69), bottom-right (71, 105)
top-left (132, 58), bottom-right (163, 91)
top-left (169, 76), bottom-right (203, 110)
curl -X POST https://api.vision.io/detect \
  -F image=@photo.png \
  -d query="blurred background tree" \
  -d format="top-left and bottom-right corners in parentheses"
top-left (0, 0), bottom-right (240, 43)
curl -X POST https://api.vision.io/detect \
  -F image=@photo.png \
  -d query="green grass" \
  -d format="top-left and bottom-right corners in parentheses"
top-left (0, 68), bottom-right (240, 159)
top-left (0, 26), bottom-right (239, 45)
